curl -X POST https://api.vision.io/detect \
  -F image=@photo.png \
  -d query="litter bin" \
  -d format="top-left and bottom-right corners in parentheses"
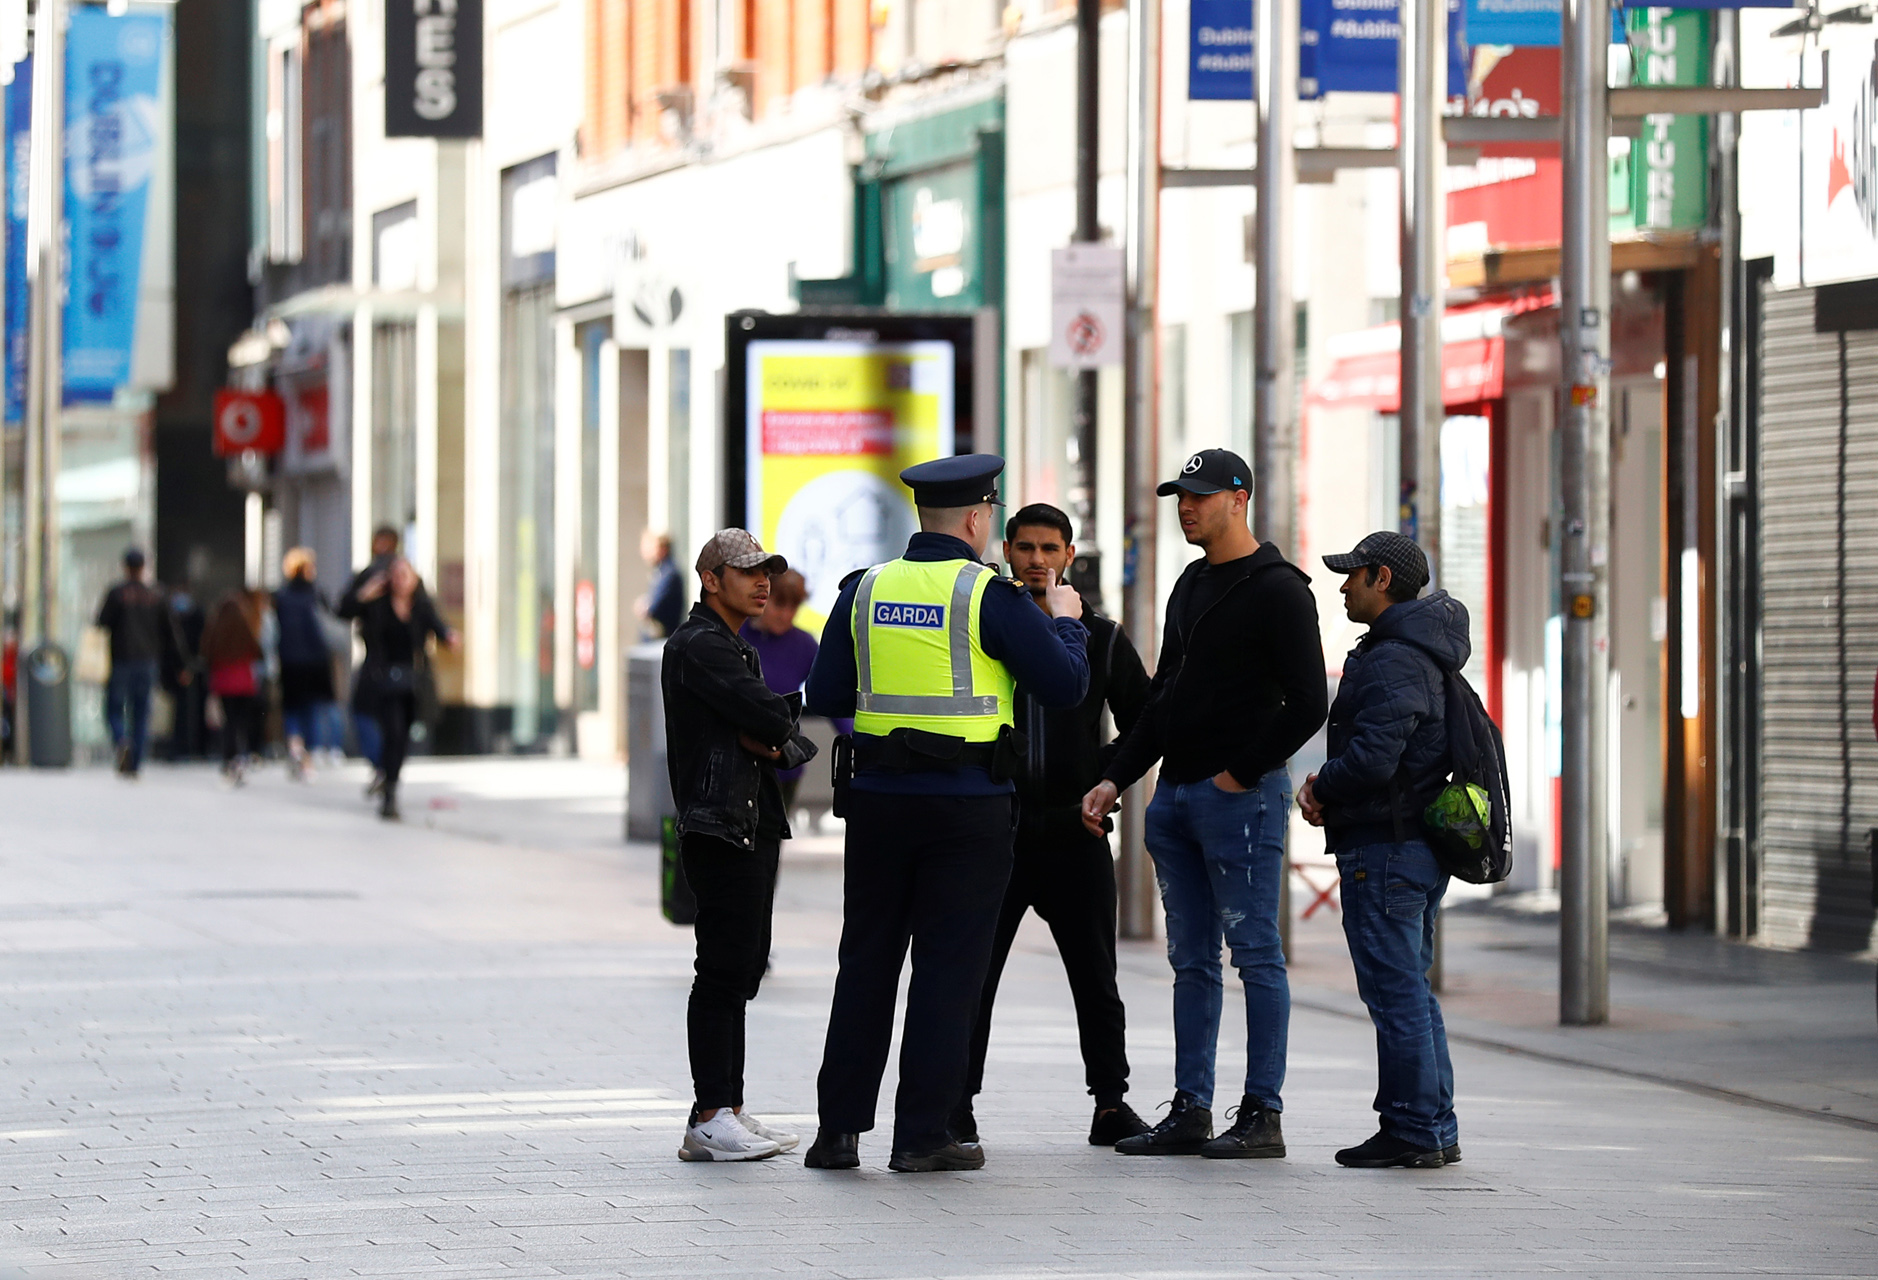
top-left (23, 642), bottom-right (73, 768)
top-left (625, 642), bottom-right (675, 842)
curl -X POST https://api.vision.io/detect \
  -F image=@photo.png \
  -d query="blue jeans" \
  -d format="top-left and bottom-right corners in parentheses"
top-left (283, 701), bottom-right (339, 750)
top-left (104, 659), bottom-right (158, 771)
top-left (1334, 839), bottom-right (1457, 1151)
top-left (1144, 768), bottom-right (1292, 1111)
top-left (352, 711), bottom-right (383, 768)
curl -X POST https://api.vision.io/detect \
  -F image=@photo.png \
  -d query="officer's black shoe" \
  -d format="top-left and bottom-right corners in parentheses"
top-left (1441, 1142), bottom-right (1462, 1164)
top-left (1334, 1132), bottom-right (1446, 1169)
top-left (803, 1130), bottom-right (860, 1169)
top-left (1113, 1091), bottom-right (1212, 1155)
top-left (1200, 1097), bottom-right (1286, 1159)
top-left (888, 1141), bottom-right (986, 1173)
top-left (1088, 1101), bottom-right (1150, 1146)
top-left (948, 1102), bottom-right (979, 1145)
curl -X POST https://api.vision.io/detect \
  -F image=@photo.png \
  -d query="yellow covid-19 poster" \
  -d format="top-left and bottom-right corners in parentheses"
top-left (744, 340), bottom-right (955, 633)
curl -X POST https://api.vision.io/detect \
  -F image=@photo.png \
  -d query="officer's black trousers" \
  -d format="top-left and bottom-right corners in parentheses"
top-left (964, 826), bottom-right (1132, 1108)
top-left (683, 833), bottom-right (781, 1112)
top-left (816, 790), bottom-right (1015, 1154)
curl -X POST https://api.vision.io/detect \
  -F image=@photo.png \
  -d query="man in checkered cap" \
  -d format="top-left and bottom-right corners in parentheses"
top-left (1299, 530), bottom-right (1470, 1169)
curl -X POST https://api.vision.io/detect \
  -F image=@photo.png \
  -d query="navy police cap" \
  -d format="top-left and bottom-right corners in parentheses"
top-left (900, 453), bottom-right (1006, 509)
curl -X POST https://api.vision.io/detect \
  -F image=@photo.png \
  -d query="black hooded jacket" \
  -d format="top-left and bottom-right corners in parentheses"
top-left (1104, 541), bottom-right (1328, 791)
top-left (1313, 590), bottom-right (1472, 852)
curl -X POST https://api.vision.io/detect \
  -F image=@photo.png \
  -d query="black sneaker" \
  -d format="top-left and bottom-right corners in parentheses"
top-left (1442, 1142), bottom-right (1461, 1164)
top-left (803, 1129), bottom-right (860, 1169)
top-left (888, 1140), bottom-right (986, 1173)
top-left (948, 1102), bottom-right (979, 1144)
top-left (1335, 1132), bottom-right (1445, 1168)
top-left (1113, 1092), bottom-right (1212, 1155)
top-left (1200, 1096), bottom-right (1286, 1159)
top-left (1088, 1101), bottom-right (1150, 1146)
top-left (379, 792), bottom-right (401, 821)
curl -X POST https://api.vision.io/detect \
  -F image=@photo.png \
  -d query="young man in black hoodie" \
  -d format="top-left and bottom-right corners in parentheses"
top-left (1299, 531), bottom-right (1466, 1170)
top-left (1082, 449), bottom-right (1327, 1159)
top-left (953, 504), bottom-right (1154, 1149)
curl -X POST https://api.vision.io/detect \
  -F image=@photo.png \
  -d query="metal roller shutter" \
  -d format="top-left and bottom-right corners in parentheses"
top-left (1756, 283), bottom-right (1878, 953)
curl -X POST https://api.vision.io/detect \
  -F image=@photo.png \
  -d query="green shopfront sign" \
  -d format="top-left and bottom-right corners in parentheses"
top-left (1610, 8), bottom-right (1709, 233)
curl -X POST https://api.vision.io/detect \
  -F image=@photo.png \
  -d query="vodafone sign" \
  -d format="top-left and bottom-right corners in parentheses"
top-left (212, 389), bottom-right (287, 457)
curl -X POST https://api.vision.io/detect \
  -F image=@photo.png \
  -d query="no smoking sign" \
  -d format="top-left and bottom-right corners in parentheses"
top-left (1049, 245), bottom-right (1124, 371)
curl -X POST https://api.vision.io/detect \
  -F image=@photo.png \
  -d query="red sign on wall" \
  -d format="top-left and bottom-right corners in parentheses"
top-left (212, 389), bottom-right (287, 457)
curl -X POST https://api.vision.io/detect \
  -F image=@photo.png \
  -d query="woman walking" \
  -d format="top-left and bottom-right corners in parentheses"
top-left (274, 548), bottom-right (338, 779)
top-left (338, 556), bottom-right (455, 820)
top-left (199, 590), bottom-right (265, 784)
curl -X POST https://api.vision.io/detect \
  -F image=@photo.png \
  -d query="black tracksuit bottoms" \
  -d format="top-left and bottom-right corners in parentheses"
top-left (816, 789), bottom-right (1015, 1154)
top-left (964, 826), bottom-right (1131, 1107)
top-left (682, 832), bottom-right (781, 1112)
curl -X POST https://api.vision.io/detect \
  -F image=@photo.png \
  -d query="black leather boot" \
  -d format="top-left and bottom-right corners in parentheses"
top-left (1088, 1101), bottom-right (1151, 1146)
top-left (803, 1129), bottom-right (860, 1169)
top-left (1200, 1096), bottom-right (1286, 1159)
top-left (1113, 1091), bottom-right (1213, 1155)
top-left (889, 1140), bottom-right (986, 1173)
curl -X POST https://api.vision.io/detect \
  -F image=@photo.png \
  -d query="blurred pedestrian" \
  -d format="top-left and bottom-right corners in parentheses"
top-left (199, 589), bottom-right (265, 785)
top-left (1300, 532), bottom-right (1464, 1169)
top-left (274, 547), bottom-right (338, 780)
top-left (635, 529), bottom-right (684, 639)
top-left (95, 547), bottom-right (186, 778)
top-left (339, 556), bottom-right (455, 821)
top-left (662, 530), bottom-right (816, 1162)
top-left (1082, 449), bottom-right (1327, 1159)
top-left (347, 527), bottom-right (402, 767)
top-left (739, 569), bottom-right (847, 815)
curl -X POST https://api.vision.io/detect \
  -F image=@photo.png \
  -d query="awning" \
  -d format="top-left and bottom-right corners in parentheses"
top-left (1305, 289), bottom-right (1555, 413)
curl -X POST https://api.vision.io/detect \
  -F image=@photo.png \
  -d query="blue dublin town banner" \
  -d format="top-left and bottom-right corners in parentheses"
top-left (62, 5), bottom-right (167, 406)
top-left (1190, 0), bottom-right (1255, 100)
top-left (4, 55), bottom-right (29, 426)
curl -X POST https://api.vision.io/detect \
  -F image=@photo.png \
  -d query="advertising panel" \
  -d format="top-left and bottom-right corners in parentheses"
top-left (727, 313), bottom-right (980, 635)
top-left (1797, 31), bottom-right (1878, 285)
top-left (386, 0), bottom-right (483, 138)
top-left (62, 4), bottom-right (167, 405)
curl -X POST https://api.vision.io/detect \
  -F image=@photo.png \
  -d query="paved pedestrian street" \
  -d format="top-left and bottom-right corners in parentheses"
top-left (1, 762), bottom-right (1873, 1279)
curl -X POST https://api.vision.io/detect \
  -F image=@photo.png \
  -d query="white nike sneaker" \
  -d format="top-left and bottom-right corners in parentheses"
top-left (735, 1110), bottom-right (800, 1152)
top-left (677, 1110), bottom-right (782, 1162)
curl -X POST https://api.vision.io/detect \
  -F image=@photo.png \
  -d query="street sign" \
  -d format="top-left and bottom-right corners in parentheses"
top-left (1049, 245), bottom-right (1125, 370)
top-left (386, 0), bottom-right (483, 138)
top-left (212, 389), bottom-right (286, 457)
top-left (1190, 0), bottom-right (1255, 100)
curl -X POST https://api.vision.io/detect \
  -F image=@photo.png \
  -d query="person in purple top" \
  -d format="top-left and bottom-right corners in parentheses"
top-left (739, 570), bottom-right (849, 813)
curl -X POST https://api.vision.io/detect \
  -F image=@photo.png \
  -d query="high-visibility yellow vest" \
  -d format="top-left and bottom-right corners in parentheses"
top-left (851, 557), bottom-right (1016, 744)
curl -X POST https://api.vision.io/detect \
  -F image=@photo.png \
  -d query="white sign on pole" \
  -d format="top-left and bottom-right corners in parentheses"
top-left (1050, 244), bottom-right (1126, 370)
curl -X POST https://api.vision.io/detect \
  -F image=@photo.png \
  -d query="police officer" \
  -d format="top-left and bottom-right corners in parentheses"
top-left (802, 454), bottom-right (1091, 1173)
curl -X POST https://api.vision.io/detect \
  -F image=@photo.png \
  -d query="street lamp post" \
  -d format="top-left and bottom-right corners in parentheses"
top-left (1558, 0), bottom-right (1612, 1025)
top-left (1253, 0), bottom-right (1298, 557)
top-left (1397, 0), bottom-right (1445, 563)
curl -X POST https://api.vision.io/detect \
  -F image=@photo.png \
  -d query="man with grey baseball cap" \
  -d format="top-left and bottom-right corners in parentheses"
top-left (662, 528), bottom-right (816, 1162)
top-left (1300, 530), bottom-right (1468, 1169)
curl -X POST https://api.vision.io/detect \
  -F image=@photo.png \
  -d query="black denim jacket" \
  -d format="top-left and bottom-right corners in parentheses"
top-left (661, 603), bottom-right (817, 848)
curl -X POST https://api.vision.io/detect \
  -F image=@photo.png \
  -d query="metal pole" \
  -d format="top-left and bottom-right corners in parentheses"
top-left (1713, 5), bottom-right (1742, 937)
top-left (1254, 0), bottom-right (1297, 556)
top-left (20, 0), bottom-right (65, 762)
top-left (1397, 0), bottom-right (1445, 567)
top-left (1072, 0), bottom-right (1101, 582)
top-left (1559, 0), bottom-right (1611, 1025)
top-left (1118, 0), bottom-right (1161, 941)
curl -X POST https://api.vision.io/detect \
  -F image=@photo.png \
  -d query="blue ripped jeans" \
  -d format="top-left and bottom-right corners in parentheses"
top-left (1144, 768), bottom-right (1292, 1111)
top-left (1334, 839), bottom-right (1456, 1151)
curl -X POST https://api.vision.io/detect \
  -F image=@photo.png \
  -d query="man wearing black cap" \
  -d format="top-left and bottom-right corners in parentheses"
top-left (95, 547), bottom-right (186, 778)
top-left (1081, 448), bottom-right (1327, 1159)
top-left (662, 528), bottom-right (819, 1162)
top-left (803, 453), bottom-right (1091, 1173)
top-left (1298, 531), bottom-right (1467, 1169)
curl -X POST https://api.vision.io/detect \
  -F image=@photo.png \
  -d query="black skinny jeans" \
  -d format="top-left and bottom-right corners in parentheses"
top-left (375, 692), bottom-right (416, 792)
top-left (683, 832), bottom-right (781, 1111)
top-left (219, 694), bottom-right (261, 765)
top-left (964, 824), bottom-right (1131, 1107)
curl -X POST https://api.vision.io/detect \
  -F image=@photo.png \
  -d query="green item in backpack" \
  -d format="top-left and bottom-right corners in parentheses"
top-left (1424, 781), bottom-right (1492, 851)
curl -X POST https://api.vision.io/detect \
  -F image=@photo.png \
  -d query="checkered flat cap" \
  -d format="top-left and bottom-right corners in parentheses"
top-left (1322, 531), bottom-right (1430, 595)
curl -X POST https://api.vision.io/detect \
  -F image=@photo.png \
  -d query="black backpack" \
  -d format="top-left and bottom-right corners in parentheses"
top-left (1417, 664), bottom-right (1513, 885)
